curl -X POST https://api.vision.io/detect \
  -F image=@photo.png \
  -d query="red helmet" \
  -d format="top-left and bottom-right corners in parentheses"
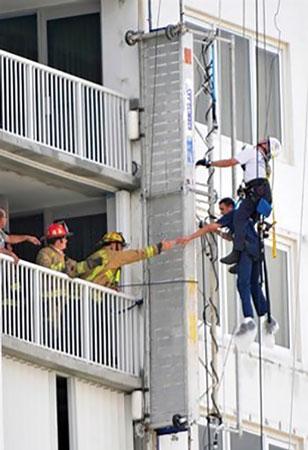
top-left (45, 222), bottom-right (73, 240)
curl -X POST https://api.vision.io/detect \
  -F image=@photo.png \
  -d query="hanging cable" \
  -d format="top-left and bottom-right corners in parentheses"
top-left (288, 84), bottom-right (308, 450)
top-left (255, 1), bottom-right (265, 449)
top-left (200, 235), bottom-right (212, 450)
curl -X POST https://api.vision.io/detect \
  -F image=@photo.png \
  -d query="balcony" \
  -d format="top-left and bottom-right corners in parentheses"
top-left (0, 254), bottom-right (142, 385)
top-left (0, 50), bottom-right (137, 190)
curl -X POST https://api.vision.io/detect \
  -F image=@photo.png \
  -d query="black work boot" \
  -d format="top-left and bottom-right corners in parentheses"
top-left (220, 250), bottom-right (240, 265)
top-left (228, 264), bottom-right (238, 275)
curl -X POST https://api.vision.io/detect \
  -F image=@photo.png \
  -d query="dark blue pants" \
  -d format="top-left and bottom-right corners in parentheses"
top-left (233, 179), bottom-right (272, 251)
top-left (237, 251), bottom-right (268, 318)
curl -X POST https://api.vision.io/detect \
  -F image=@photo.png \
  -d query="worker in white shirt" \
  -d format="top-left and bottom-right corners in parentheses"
top-left (195, 137), bottom-right (282, 265)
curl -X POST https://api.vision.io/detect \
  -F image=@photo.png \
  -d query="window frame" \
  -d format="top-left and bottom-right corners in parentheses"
top-left (196, 423), bottom-right (300, 450)
top-left (251, 40), bottom-right (284, 147)
top-left (190, 22), bottom-right (284, 152)
top-left (36, 1), bottom-right (101, 66)
top-left (218, 232), bottom-right (296, 359)
top-left (0, 1), bottom-right (102, 79)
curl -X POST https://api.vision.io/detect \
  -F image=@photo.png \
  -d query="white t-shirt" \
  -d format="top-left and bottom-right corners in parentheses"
top-left (0, 229), bottom-right (8, 249)
top-left (235, 145), bottom-right (266, 183)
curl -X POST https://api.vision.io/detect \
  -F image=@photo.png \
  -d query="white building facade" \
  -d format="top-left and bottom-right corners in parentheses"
top-left (0, 0), bottom-right (307, 449)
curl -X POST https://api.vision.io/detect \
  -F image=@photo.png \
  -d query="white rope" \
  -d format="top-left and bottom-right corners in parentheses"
top-left (287, 84), bottom-right (308, 450)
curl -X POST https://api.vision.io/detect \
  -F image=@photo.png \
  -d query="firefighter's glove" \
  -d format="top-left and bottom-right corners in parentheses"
top-left (195, 158), bottom-right (211, 168)
top-left (87, 256), bottom-right (103, 269)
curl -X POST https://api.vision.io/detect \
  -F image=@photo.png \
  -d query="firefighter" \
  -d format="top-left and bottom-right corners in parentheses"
top-left (80, 232), bottom-right (174, 289)
top-left (36, 222), bottom-right (103, 352)
top-left (0, 207), bottom-right (40, 263)
top-left (195, 137), bottom-right (281, 265)
top-left (80, 232), bottom-right (175, 367)
top-left (36, 222), bottom-right (100, 277)
top-left (176, 198), bottom-right (278, 349)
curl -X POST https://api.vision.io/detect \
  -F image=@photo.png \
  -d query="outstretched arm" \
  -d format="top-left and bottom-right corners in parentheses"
top-left (7, 234), bottom-right (40, 246)
top-left (176, 223), bottom-right (222, 245)
top-left (211, 158), bottom-right (238, 168)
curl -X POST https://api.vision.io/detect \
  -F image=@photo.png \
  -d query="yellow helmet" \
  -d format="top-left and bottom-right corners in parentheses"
top-left (99, 232), bottom-right (127, 247)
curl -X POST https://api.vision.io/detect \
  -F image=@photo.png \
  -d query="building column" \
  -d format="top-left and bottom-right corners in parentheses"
top-left (115, 190), bottom-right (132, 288)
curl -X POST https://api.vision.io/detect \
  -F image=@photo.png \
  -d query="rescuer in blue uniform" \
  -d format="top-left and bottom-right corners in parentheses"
top-left (177, 197), bottom-right (278, 345)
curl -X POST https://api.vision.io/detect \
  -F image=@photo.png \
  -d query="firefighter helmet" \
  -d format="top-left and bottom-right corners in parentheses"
top-left (45, 222), bottom-right (73, 240)
top-left (99, 231), bottom-right (127, 247)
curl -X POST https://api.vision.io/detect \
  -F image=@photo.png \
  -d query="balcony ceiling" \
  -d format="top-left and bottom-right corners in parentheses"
top-left (0, 167), bottom-right (103, 214)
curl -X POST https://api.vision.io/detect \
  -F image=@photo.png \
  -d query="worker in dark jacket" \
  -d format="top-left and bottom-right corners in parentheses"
top-left (176, 197), bottom-right (278, 349)
top-left (80, 231), bottom-right (174, 290)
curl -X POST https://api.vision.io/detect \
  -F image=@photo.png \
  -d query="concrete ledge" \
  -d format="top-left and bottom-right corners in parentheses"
top-left (0, 131), bottom-right (140, 193)
top-left (2, 335), bottom-right (142, 392)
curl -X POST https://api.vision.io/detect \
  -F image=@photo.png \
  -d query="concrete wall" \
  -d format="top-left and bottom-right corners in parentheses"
top-left (180, 0), bottom-right (308, 446)
top-left (2, 356), bottom-right (134, 450)
top-left (72, 378), bottom-right (134, 450)
top-left (2, 357), bottom-right (57, 450)
top-left (101, 0), bottom-right (140, 98)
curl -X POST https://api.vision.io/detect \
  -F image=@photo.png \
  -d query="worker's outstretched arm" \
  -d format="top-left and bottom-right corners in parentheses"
top-left (176, 223), bottom-right (221, 245)
top-left (211, 158), bottom-right (238, 168)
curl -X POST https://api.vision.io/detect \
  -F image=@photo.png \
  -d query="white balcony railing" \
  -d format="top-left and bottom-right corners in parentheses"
top-left (0, 254), bottom-right (141, 377)
top-left (0, 50), bottom-right (131, 173)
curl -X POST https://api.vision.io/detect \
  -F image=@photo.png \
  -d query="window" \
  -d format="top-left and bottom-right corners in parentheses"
top-left (230, 431), bottom-right (293, 450)
top-left (0, 14), bottom-right (38, 61)
top-left (217, 30), bottom-right (252, 144)
top-left (199, 424), bottom-right (223, 450)
top-left (198, 426), bottom-right (297, 450)
top-left (230, 431), bottom-right (260, 450)
top-left (257, 47), bottom-right (282, 141)
top-left (265, 244), bottom-right (290, 348)
top-left (191, 25), bottom-right (283, 145)
top-left (0, 7), bottom-right (102, 84)
top-left (47, 13), bottom-right (102, 84)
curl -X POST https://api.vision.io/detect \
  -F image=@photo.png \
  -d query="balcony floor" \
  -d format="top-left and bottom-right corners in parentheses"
top-left (0, 131), bottom-right (139, 199)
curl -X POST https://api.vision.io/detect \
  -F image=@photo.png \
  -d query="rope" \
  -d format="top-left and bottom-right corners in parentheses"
top-left (288, 84), bottom-right (308, 450)
top-left (201, 236), bottom-right (212, 450)
top-left (255, 1), bottom-right (265, 449)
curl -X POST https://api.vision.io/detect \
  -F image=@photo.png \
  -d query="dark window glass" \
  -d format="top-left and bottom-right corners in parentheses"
top-left (59, 213), bottom-right (107, 261)
top-left (257, 47), bottom-right (282, 141)
top-left (217, 29), bottom-right (252, 143)
top-left (265, 246), bottom-right (290, 348)
top-left (47, 13), bottom-right (102, 84)
top-left (56, 376), bottom-right (70, 450)
top-left (0, 14), bottom-right (38, 61)
top-left (269, 444), bottom-right (287, 450)
top-left (10, 214), bottom-right (44, 263)
top-left (199, 425), bottom-right (223, 450)
top-left (231, 431), bottom-right (260, 450)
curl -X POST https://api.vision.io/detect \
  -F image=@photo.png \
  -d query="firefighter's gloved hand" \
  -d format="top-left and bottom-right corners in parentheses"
top-left (87, 256), bottom-right (103, 269)
top-left (195, 158), bottom-right (211, 168)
